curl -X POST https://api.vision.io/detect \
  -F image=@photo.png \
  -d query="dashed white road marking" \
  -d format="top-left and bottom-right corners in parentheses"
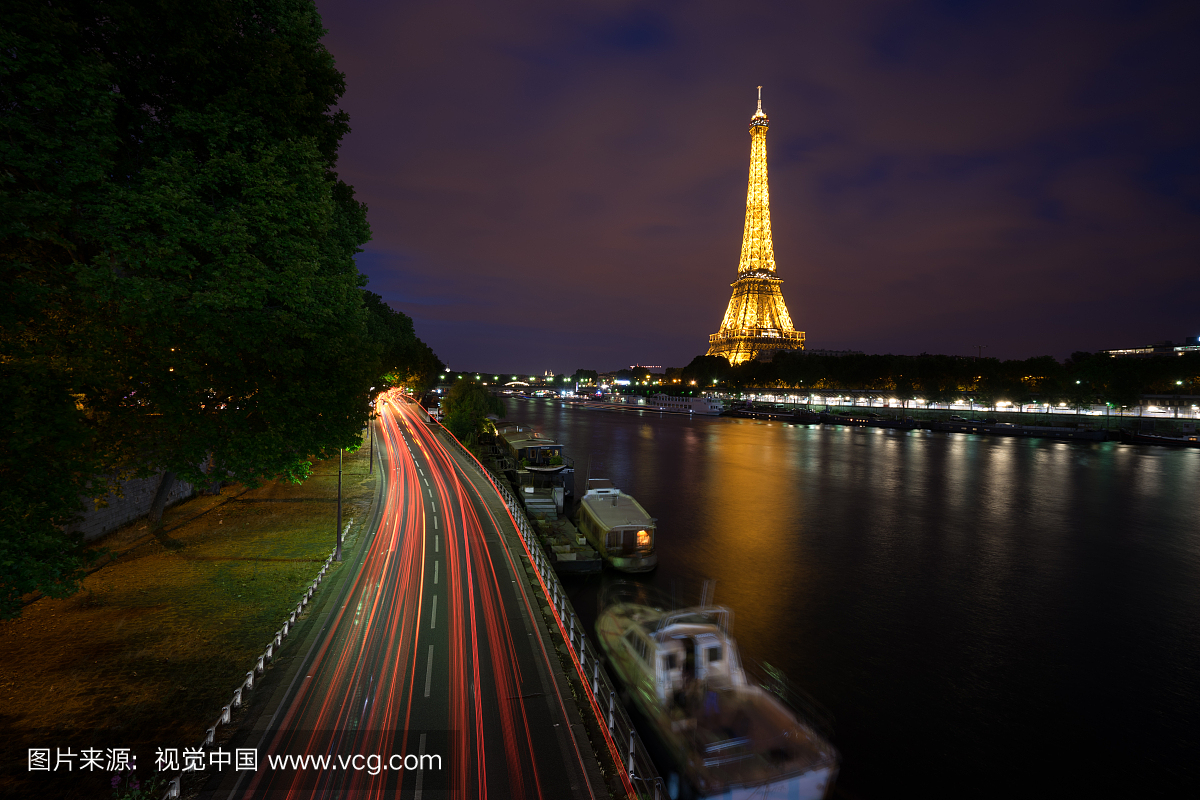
top-left (423, 646), bottom-right (434, 697)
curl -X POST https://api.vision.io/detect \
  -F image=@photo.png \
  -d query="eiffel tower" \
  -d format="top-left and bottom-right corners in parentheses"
top-left (706, 87), bottom-right (805, 365)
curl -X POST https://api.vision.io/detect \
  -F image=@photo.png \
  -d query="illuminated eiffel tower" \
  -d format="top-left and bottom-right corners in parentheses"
top-left (706, 87), bottom-right (805, 365)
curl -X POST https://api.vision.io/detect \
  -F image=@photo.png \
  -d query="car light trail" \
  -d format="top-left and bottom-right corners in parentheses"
top-left (221, 396), bottom-right (594, 799)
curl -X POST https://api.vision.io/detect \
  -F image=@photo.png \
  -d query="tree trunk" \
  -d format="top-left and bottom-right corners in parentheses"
top-left (149, 471), bottom-right (176, 527)
top-left (205, 452), bottom-right (221, 495)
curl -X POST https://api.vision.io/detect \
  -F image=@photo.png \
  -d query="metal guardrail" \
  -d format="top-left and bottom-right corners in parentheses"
top-left (416, 402), bottom-right (665, 800)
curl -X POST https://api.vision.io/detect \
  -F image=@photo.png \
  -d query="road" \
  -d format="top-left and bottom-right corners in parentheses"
top-left (216, 395), bottom-right (599, 798)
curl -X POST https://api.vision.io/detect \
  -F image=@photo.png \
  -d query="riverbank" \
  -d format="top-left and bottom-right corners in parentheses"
top-left (731, 401), bottom-right (1199, 441)
top-left (0, 440), bottom-right (375, 799)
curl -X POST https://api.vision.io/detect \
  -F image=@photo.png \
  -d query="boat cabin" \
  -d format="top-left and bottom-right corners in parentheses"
top-left (578, 480), bottom-right (656, 558)
top-left (497, 428), bottom-right (564, 467)
top-left (619, 608), bottom-right (744, 704)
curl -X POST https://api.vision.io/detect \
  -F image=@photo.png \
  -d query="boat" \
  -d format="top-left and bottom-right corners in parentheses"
top-left (722, 404), bottom-right (820, 423)
top-left (526, 463), bottom-right (567, 473)
top-left (575, 479), bottom-right (658, 572)
top-left (929, 419), bottom-right (1109, 441)
top-left (596, 586), bottom-right (839, 799)
top-left (646, 393), bottom-right (725, 415)
top-left (564, 393), bottom-right (724, 416)
top-left (536, 516), bottom-right (602, 574)
top-left (1118, 428), bottom-right (1200, 448)
top-left (820, 411), bottom-right (916, 429)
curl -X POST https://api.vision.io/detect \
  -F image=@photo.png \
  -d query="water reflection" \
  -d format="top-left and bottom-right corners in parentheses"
top-left (504, 399), bottom-right (1200, 798)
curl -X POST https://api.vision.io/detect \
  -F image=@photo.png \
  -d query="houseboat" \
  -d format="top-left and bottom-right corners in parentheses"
top-left (596, 592), bottom-right (839, 799)
top-left (648, 393), bottom-right (725, 415)
top-left (566, 393), bottom-right (724, 416)
top-left (576, 479), bottom-right (658, 573)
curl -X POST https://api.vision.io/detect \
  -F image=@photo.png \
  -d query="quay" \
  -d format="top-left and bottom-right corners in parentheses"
top-left (723, 403), bottom-right (1199, 446)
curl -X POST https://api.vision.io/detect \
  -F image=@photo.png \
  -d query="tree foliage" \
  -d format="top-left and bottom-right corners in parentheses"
top-left (364, 291), bottom-right (444, 393)
top-left (680, 355), bottom-right (733, 387)
top-left (1, 0), bottom-right (438, 616)
top-left (442, 380), bottom-right (505, 450)
top-left (673, 350), bottom-right (1200, 406)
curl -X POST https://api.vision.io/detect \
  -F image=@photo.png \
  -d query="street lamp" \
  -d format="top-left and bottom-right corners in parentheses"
top-left (336, 447), bottom-right (343, 562)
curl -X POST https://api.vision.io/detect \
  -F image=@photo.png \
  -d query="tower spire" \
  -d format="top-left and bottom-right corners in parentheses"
top-left (752, 85), bottom-right (767, 122)
top-left (705, 88), bottom-right (805, 365)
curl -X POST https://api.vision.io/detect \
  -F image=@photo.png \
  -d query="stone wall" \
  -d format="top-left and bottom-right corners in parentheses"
top-left (68, 474), bottom-right (196, 542)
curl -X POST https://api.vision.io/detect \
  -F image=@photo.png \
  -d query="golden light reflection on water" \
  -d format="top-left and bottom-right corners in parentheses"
top-left (699, 420), bottom-right (807, 636)
top-left (504, 398), bottom-right (1200, 798)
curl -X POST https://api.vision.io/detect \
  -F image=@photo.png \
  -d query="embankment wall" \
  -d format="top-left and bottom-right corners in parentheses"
top-left (67, 474), bottom-right (195, 542)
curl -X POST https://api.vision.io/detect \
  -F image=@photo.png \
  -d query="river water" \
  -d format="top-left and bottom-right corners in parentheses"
top-left (501, 397), bottom-right (1199, 799)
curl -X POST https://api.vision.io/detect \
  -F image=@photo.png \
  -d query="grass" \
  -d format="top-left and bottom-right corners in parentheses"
top-left (0, 439), bottom-right (376, 799)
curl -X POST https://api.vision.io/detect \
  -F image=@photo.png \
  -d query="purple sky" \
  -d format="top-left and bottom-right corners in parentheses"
top-left (317, 0), bottom-right (1200, 373)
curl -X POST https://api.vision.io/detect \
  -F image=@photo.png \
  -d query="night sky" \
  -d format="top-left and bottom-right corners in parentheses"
top-left (317, 0), bottom-right (1200, 373)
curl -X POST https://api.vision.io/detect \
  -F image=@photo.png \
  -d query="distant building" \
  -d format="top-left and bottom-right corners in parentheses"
top-left (1103, 336), bottom-right (1200, 358)
top-left (798, 348), bottom-right (866, 358)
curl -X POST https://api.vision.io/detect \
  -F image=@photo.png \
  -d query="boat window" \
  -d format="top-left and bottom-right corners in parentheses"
top-left (665, 653), bottom-right (677, 670)
top-left (625, 629), bottom-right (649, 662)
top-left (706, 646), bottom-right (722, 663)
top-left (636, 529), bottom-right (651, 547)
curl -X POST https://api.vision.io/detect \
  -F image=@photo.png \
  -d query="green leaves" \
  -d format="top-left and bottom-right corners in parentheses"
top-left (683, 350), bottom-right (1200, 407)
top-left (0, 0), bottom-right (430, 616)
top-left (442, 381), bottom-right (505, 449)
top-left (364, 290), bottom-right (444, 393)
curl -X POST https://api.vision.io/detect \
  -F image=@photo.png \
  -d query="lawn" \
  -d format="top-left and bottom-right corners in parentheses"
top-left (0, 438), bottom-right (377, 798)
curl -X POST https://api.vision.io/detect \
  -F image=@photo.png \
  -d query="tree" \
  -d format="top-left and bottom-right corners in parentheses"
top-left (0, 0), bottom-right (403, 617)
top-left (442, 381), bottom-right (505, 450)
top-left (363, 290), bottom-right (444, 393)
top-left (681, 355), bottom-right (732, 387)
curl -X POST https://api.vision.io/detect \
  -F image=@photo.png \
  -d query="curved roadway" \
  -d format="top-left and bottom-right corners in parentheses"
top-left (215, 396), bottom-right (599, 798)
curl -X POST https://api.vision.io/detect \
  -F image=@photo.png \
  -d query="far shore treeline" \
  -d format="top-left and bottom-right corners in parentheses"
top-left (0, 1), bottom-right (441, 618)
top-left (674, 351), bottom-right (1200, 407)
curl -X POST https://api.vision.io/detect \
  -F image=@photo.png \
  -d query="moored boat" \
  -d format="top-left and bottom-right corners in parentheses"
top-left (596, 588), bottom-right (838, 799)
top-left (1118, 428), bottom-right (1200, 447)
top-left (565, 394), bottom-right (725, 416)
top-left (576, 479), bottom-right (658, 572)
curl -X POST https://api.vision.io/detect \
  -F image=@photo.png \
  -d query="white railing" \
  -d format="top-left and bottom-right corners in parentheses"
top-left (159, 551), bottom-right (335, 799)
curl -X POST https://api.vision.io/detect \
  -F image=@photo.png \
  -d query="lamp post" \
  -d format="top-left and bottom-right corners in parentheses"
top-left (335, 448), bottom-right (343, 562)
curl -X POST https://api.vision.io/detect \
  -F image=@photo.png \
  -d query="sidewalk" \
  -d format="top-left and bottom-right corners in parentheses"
top-left (0, 439), bottom-right (377, 799)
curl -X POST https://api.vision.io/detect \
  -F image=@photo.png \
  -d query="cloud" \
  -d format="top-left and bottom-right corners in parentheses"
top-left (320, 0), bottom-right (1200, 370)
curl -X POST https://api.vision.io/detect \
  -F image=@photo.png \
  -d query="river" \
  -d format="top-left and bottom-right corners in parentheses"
top-left (501, 397), bottom-right (1199, 799)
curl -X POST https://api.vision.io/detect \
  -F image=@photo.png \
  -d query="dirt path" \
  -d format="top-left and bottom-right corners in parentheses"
top-left (0, 439), bottom-right (377, 798)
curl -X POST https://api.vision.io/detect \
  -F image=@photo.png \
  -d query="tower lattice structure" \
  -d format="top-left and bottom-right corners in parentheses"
top-left (706, 87), bottom-right (805, 365)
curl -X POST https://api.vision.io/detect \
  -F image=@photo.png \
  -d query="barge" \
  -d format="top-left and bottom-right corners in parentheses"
top-left (576, 479), bottom-right (658, 573)
top-left (596, 589), bottom-right (838, 799)
top-left (565, 394), bottom-right (724, 416)
top-left (1118, 428), bottom-right (1200, 448)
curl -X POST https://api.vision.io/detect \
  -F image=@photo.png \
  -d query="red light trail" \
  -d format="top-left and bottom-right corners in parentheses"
top-left (218, 396), bottom-right (599, 798)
